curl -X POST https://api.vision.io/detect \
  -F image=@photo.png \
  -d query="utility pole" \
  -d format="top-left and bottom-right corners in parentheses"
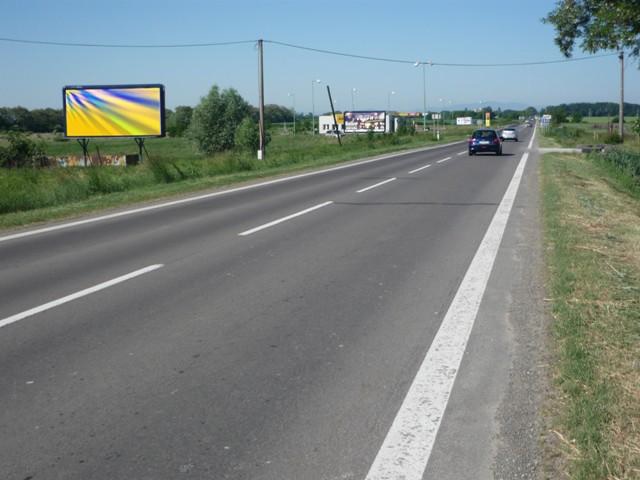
top-left (326, 85), bottom-right (342, 146)
top-left (258, 39), bottom-right (265, 159)
top-left (619, 50), bottom-right (624, 141)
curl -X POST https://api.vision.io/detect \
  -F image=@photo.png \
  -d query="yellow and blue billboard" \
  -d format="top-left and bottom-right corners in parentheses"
top-left (63, 84), bottom-right (165, 138)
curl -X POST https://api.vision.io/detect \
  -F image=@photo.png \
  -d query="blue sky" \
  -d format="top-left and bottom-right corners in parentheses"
top-left (1, 0), bottom-right (638, 112)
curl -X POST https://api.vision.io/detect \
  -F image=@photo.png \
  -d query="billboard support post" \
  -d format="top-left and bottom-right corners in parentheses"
top-left (134, 138), bottom-right (145, 164)
top-left (326, 85), bottom-right (342, 146)
top-left (76, 139), bottom-right (90, 167)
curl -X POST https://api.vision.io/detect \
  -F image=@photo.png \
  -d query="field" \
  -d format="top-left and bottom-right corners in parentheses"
top-left (0, 126), bottom-right (475, 229)
top-left (539, 116), bottom-right (640, 148)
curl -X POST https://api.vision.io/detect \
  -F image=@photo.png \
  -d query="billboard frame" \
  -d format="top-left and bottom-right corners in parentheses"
top-left (344, 110), bottom-right (387, 134)
top-left (62, 83), bottom-right (166, 139)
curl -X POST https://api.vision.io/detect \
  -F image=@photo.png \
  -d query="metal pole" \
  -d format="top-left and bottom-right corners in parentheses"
top-left (292, 94), bottom-right (296, 135)
top-left (311, 80), bottom-right (316, 135)
top-left (258, 39), bottom-right (265, 159)
top-left (351, 89), bottom-right (355, 111)
top-left (422, 64), bottom-right (426, 132)
top-left (619, 51), bottom-right (624, 140)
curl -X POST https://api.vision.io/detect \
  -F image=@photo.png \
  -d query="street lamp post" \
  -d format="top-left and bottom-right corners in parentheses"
top-left (311, 79), bottom-right (321, 135)
top-left (288, 92), bottom-right (296, 135)
top-left (414, 61), bottom-right (430, 132)
top-left (351, 88), bottom-right (357, 111)
top-left (438, 98), bottom-right (443, 138)
top-left (387, 90), bottom-right (396, 111)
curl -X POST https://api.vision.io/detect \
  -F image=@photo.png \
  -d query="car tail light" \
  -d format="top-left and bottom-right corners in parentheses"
top-left (493, 137), bottom-right (500, 144)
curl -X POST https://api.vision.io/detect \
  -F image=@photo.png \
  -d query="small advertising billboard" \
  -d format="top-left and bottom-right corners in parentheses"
top-left (456, 117), bottom-right (472, 126)
top-left (63, 84), bottom-right (165, 138)
top-left (344, 111), bottom-right (386, 133)
top-left (485, 111), bottom-right (491, 127)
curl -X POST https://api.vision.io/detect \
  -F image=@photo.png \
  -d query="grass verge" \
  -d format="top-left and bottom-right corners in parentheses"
top-left (541, 152), bottom-right (640, 478)
top-left (0, 131), bottom-right (467, 230)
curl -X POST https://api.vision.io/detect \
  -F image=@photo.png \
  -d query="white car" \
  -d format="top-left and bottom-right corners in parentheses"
top-left (501, 128), bottom-right (518, 141)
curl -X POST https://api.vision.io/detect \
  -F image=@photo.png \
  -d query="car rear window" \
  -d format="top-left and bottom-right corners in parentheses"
top-left (503, 128), bottom-right (515, 132)
top-left (472, 130), bottom-right (496, 139)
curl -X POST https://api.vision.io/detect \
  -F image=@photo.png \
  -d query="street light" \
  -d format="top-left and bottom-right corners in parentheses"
top-left (413, 60), bottom-right (431, 132)
top-left (351, 88), bottom-right (357, 111)
top-left (288, 92), bottom-right (296, 135)
top-left (387, 90), bottom-right (396, 111)
top-left (311, 79), bottom-right (322, 135)
top-left (438, 98), bottom-right (443, 137)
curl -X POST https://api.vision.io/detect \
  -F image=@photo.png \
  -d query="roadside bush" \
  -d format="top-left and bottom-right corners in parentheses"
top-left (146, 156), bottom-right (188, 183)
top-left (602, 132), bottom-right (623, 144)
top-left (594, 148), bottom-right (640, 181)
top-left (366, 127), bottom-right (375, 145)
top-left (543, 126), bottom-right (582, 141)
top-left (235, 117), bottom-right (260, 151)
top-left (395, 123), bottom-right (414, 136)
top-left (0, 131), bottom-right (46, 168)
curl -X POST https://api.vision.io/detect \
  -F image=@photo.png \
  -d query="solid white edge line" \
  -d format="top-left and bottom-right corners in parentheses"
top-left (408, 164), bottom-right (431, 174)
top-left (0, 140), bottom-right (465, 244)
top-left (527, 124), bottom-right (537, 149)
top-left (356, 178), bottom-right (397, 194)
top-left (238, 201), bottom-right (333, 236)
top-left (436, 156), bottom-right (452, 164)
top-left (365, 152), bottom-right (530, 480)
top-left (0, 264), bottom-right (164, 330)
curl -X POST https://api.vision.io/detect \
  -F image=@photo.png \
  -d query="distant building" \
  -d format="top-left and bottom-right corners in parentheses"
top-left (318, 114), bottom-right (345, 135)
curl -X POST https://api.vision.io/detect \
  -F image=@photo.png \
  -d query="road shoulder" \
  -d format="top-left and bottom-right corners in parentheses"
top-left (423, 139), bottom-right (548, 479)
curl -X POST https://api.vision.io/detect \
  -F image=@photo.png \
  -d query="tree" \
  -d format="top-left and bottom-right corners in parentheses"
top-left (188, 86), bottom-right (252, 154)
top-left (167, 106), bottom-right (193, 137)
top-left (544, 1), bottom-right (640, 58)
top-left (549, 106), bottom-right (568, 126)
top-left (571, 111), bottom-right (584, 123)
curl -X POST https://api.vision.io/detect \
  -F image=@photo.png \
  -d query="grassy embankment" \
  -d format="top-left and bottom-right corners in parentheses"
top-left (0, 126), bottom-right (473, 229)
top-left (539, 116), bottom-right (639, 148)
top-left (542, 146), bottom-right (640, 478)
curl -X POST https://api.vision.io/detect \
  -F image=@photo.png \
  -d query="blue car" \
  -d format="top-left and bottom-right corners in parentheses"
top-left (468, 129), bottom-right (503, 155)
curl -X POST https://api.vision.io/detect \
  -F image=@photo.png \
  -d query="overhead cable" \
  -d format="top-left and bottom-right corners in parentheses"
top-left (0, 36), bottom-right (619, 66)
top-left (0, 37), bottom-right (257, 48)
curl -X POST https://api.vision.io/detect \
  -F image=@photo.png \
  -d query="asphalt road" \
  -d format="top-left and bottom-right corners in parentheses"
top-left (0, 127), bottom-right (542, 480)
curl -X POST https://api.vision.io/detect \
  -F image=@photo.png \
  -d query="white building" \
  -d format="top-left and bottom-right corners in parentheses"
top-left (318, 115), bottom-right (345, 135)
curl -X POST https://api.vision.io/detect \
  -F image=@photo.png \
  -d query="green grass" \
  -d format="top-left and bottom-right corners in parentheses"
top-left (541, 152), bottom-right (640, 479)
top-left (0, 127), bottom-right (473, 229)
top-left (539, 116), bottom-right (640, 148)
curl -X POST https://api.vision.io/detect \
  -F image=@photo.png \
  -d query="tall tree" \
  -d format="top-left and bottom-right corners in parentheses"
top-left (188, 86), bottom-right (251, 154)
top-left (544, 0), bottom-right (640, 58)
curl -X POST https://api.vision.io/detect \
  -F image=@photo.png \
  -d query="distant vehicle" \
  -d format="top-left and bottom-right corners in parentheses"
top-left (501, 128), bottom-right (518, 141)
top-left (468, 129), bottom-right (502, 155)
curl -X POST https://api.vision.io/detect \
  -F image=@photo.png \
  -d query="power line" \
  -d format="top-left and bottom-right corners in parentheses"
top-left (265, 40), bottom-right (416, 64)
top-left (266, 40), bottom-right (618, 67)
top-left (0, 37), bottom-right (257, 48)
top-left (0, 36), bottom-right (619, 66)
